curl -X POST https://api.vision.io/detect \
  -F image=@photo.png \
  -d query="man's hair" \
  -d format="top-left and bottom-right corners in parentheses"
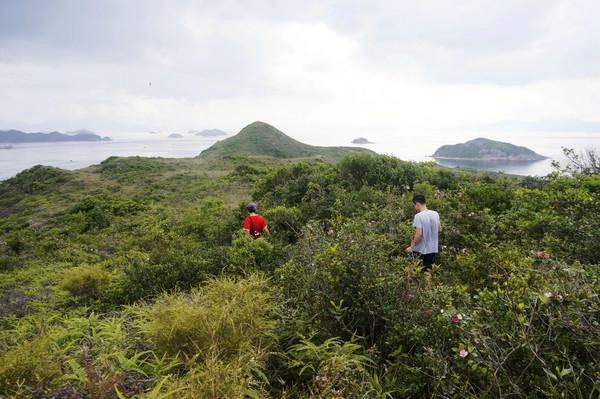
top-left (412, 194), bottom-right (426, 205)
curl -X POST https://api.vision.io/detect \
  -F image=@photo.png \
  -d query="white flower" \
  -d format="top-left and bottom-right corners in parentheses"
top-left (544, 292), bottom-right (554, 299)
top-left (459, 349), bottom-right (469, 358)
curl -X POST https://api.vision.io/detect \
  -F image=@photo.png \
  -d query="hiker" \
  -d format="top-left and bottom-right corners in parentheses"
top-left (243, 202), bottom-right (271, 239)
top-left (405, 194), bottom-right (440, 270)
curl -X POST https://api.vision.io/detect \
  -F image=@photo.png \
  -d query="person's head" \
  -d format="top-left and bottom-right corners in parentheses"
top-left (412, 194), bottom-right (426, 211)
top-left (247, 202), bottom-right (257, 213)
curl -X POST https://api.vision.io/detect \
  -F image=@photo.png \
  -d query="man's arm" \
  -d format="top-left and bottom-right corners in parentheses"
top-left (263, 225), bottom-right (271, 237)
top-left (405, 227), bottom-right (422, 253)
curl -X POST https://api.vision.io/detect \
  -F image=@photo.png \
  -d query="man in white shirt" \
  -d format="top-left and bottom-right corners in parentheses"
top-left (405, 194), bottom-right (441, 271)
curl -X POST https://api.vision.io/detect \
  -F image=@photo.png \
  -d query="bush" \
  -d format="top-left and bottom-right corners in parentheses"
top-left (179, 198), bottom-right (238, 245)
top-left (263, 205), bottom-right (303, 244)
top-left (287, 336), bottom-right (378, 398)
top-left (164, 350), bottom-right (271, 399)
top-left (276, 206), bottom-right (415, 341)
top-left (68, 194), bottom-right (146, 232)
top-left (337, 154), bottom-right (421, 191)
top-left (0, 334), bottom-right (63, 396)
top-left (4, 165), bottom-right (70, 194)
top-left (227, 231), bottom-right (275, 274)
top-left (60, 265), bottom-right (111, 299)
top-left (138, 274), bottom-right (277, 360)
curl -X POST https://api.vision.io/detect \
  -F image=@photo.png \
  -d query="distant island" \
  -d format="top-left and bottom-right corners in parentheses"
top-left (189, 129), bottom-right (227, 137)
top-left (66, 129), bottom-right (97, 136)
top-left (0, 129), bottom-right (111, 143)
top-left (352, 137), bottom-right (374, 144)
top-left (199, 121), bottom-right (374, 161)
top-left (168, 133), bottom-right (184, 139)
top-left (433, 138), bottom-right (546, 161)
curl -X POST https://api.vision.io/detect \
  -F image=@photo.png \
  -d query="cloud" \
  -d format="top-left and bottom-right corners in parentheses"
top-left (463, 119), bottom-right (600, 133)
top-left (0, 0), bottom-right (599, 136)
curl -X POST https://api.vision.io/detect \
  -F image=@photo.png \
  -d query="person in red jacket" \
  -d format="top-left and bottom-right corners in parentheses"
top-left (243, 202), bottom-right (271, 239)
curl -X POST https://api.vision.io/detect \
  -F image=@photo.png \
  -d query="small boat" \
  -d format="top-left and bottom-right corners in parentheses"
top-left (0, 145), bottom-right (13, 149)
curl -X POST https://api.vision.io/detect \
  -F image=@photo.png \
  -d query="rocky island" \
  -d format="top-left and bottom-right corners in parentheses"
top-left (433, 137), bottom-right (546, 161)
top-left (168, 133), bottom-right (184, 139)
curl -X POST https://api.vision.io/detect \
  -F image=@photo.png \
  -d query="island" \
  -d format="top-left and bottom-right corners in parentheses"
top-left (66, 129), bottom-right (97, 136)
top-left (168, 133), bottom-right (184, 139)
top-left (432, 138), bottom-right (546, 161)
top-left (199, 121), bottom-right (374, 161)
top-left (0, 129), bottom-right (111, 143)
top-left (189, 129), bottom-right (227, 137)
top-left (352, 137), bottom-right (374, 144)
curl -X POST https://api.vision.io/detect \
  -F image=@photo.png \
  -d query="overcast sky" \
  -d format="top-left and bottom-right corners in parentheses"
top-left (1, 0), bottom-right (600, 140)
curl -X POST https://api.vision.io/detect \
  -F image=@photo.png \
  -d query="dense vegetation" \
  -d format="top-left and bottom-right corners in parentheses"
top-left (0, 149), bottom-right (598, 398)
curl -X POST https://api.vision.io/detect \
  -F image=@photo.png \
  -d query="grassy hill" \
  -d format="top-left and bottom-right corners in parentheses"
top-left (199, 121), bottom-right (374, 161)
top-left (433, 137), bottom-right (546, 161)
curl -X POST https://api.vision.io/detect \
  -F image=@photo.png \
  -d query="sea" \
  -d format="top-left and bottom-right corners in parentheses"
top-left (1, 131), bottom-right (599, 181)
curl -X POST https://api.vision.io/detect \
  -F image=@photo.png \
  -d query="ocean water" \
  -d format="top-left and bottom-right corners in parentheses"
top-left (1, 131), bottom-right (599, 180)
top-left (346, 130), bottom-right (600, 177)
top-left (0, 136), bottom-right (218, 180)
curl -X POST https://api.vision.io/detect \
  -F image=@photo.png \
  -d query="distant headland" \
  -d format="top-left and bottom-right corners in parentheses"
top-left (0, 129), bottom-right (111, 143)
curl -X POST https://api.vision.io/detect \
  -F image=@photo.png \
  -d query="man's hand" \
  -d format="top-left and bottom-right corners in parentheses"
top-left (405, 246), bottom-right (413, 254)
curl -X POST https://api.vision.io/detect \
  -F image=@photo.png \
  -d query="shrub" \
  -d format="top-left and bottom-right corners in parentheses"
top-left (68, 194), bottom-right (146, 232)
top-left (4, 165), bottom-right (70, 194)
top-left (263, 205), bottom-right (303, 244)
top-left (276, 213), bottom-right (413, 347)
top-left (179, 198), bottom-right (238, 245)
top-left (337, 154), bottom-right (421, 191)
top-left (114, 240), bottom-right (213, 303)
top-left (0, 334), bottom-right (63, 396)
top-left (287, 336), bottom-right (377, 398)
top-left (138, 274), bottom-right (277, 360)
top-left (227, 231), bottom-right (275, 274)
top-left (164, 350), bottom-right (271, 399)
top-left (60, 265), bottom-right (111, 299)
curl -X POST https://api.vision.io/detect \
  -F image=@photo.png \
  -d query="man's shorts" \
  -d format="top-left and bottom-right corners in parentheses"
top-left (414, 252), bottom-right (437, 271)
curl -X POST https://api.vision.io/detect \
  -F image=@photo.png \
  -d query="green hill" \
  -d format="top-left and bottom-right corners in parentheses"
top-left (199, 121), bottom-right (374, 161)
top-left (433, 137), bottom-right (546, 161)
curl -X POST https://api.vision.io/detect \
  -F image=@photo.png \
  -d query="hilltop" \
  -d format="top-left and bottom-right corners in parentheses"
top-left (199, 121), bottom-right (374, 161)
top-left (433, 137), bottom-right (546, 161)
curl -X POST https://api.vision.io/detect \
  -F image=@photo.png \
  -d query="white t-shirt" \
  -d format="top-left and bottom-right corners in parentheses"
top-left (412, 209), bottom-right (440, 254)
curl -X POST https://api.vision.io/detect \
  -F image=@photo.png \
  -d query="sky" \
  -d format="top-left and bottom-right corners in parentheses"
top-left (1, 0), bottom-right (600, 142)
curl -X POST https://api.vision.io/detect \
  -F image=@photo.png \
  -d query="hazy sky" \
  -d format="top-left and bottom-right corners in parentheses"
top-left (1, 0), bottom-right (600, 140)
